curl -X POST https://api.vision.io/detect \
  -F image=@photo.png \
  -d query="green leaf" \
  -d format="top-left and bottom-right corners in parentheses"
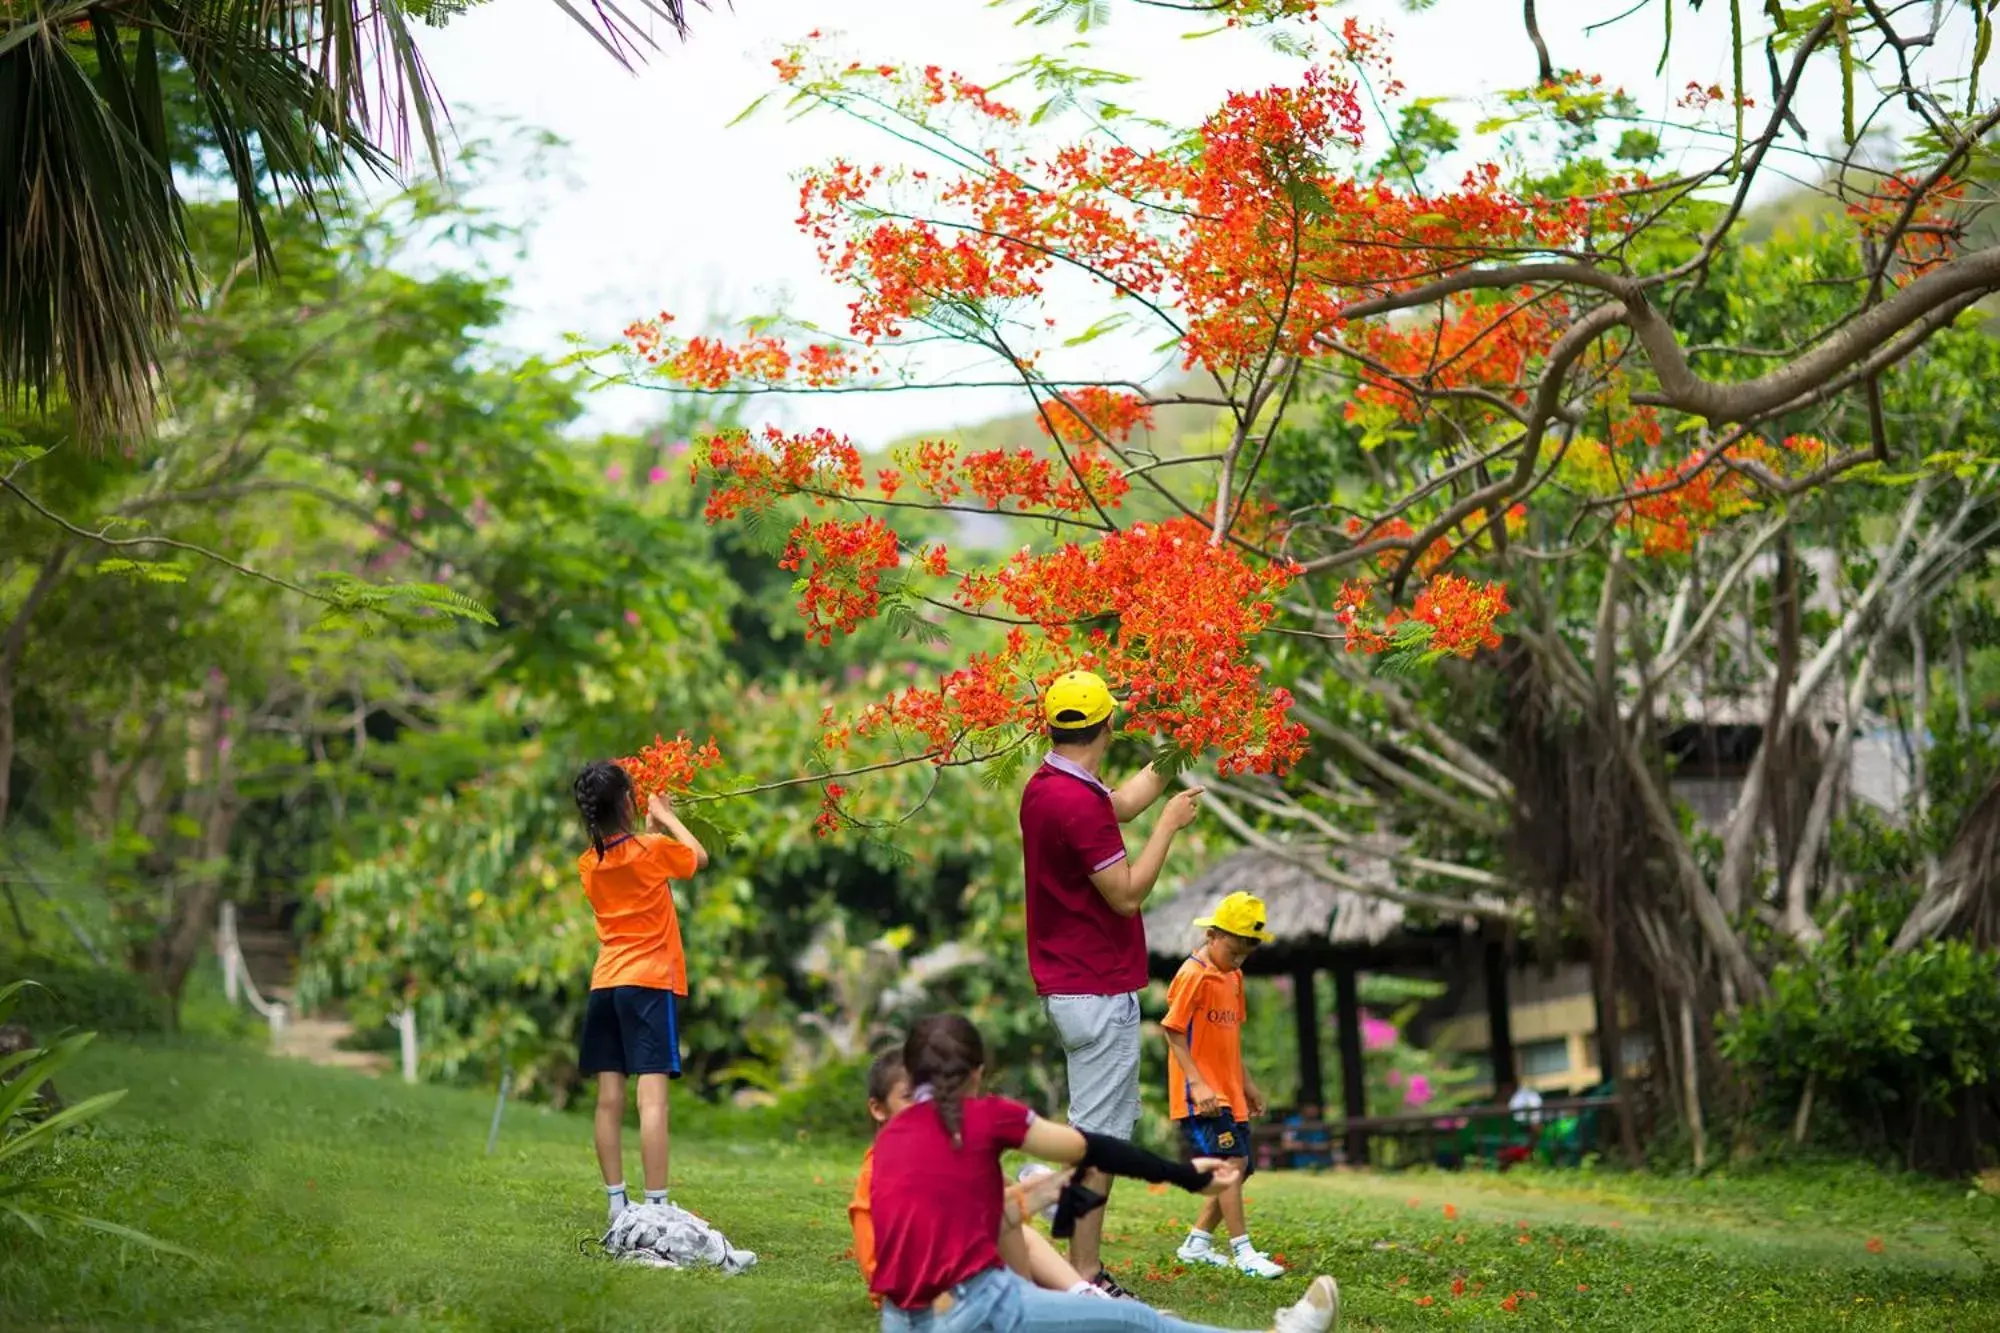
top-left (1062, 313), bottom-right (1131, 347)
top-left (0, 1090), bottom-right (128, 1169)
top-left (0, 979), bottom-right (42, 1025)
top-left (728, 90), bottom-right (774, 127)
top-left (36, 1205), bottom-right (197, 1258)
top-left (1149, 743), bottom-right (1196, 783)
top-left (676, 809), bottom-right (735, 855)
top-left (93, 558), bottom-right (188, 584)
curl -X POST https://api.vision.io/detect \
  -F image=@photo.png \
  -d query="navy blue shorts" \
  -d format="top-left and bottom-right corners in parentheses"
top-left (578, 986), bottom-right (682, 1077)
top-left (1180, 1113), bottom-right (1255, 1178)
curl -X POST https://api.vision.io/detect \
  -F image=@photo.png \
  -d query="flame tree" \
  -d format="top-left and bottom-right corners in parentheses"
top-left (595, 1), bottom-right (2000, 1162)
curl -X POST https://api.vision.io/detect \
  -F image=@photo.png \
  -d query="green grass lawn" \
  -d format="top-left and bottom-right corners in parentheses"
top-left (5, 1039), bottom-right (2000, 1331)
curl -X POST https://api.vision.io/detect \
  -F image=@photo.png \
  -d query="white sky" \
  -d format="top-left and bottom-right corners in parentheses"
top-left (411, 0), bottom-right (1945, 447)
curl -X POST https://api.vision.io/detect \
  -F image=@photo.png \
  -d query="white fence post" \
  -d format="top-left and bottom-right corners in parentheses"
top-left (395, 1008), bottom-right (419, 1084)
top-left (486, 1068), bottom-right (512, 1155)
top-left (215, 900), bottom-right (287, 1049)
top-left (219, 901), bottom-right (241, 1004)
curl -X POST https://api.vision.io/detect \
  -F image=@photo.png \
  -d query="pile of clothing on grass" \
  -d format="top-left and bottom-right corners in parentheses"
top-left (598, 1203), bottom-right (757, 1274)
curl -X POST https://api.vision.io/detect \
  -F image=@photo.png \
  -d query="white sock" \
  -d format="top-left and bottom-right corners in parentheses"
top-left (605, 1182), bottom-right (628, 1221)
top-left (1186, 1227), bottom-right (1215, 1249)
top-left (1069, 1280), bottom-right (1101, 1297)
top-left (1231, 1234), bottom-right (1254, 1255)
top-left (644, 1188), bottom-right (668, 1207)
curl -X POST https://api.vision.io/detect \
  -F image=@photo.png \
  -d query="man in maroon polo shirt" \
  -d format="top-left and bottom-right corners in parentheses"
top-left (1019, 669), bottom-right (1202, 1296)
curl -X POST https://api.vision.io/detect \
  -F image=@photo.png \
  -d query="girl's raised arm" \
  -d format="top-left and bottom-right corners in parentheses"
top-left (646, 792), bottom-right (709, 869)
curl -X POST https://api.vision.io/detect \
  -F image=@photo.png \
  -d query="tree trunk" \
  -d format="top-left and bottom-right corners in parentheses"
top-left (1680, 996), bottom-right (1706, 1173)
top-left (1911, 622), bottom-right (1940, 893)
top-left (155, 679), bottom-right (238, 1019)
top-left (0, 544), bottom-right (75, 831)
top-left (1949, 604), bottom-right (1971, 734)
top-left (1782, 649), bottom-right (1877, 941)
top-left (1593, 916), bottom-right (1641, 1161)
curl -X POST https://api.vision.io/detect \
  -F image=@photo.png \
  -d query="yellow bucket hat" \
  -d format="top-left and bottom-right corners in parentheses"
top-left (1195, 891), bottom-right (1273, 943)
top-left (1043, 669), bottom-right (1116, 728)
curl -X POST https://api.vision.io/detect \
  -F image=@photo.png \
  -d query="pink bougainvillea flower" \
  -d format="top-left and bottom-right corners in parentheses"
top-left (1404, 1074), bottom-right (1433, 1107)
top-left (624, 609), bottom-right (641, 625)
top-left (606, 463), bottom-right (626, 482)
top-left (649, 464), bottom-right (670, 484)
top-left (1362, 1013), bottom-right (1399, 1050)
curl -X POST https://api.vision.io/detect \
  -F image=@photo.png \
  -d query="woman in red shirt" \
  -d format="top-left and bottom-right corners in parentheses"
top-left (868, 1014), bottom-right (1342, 1333)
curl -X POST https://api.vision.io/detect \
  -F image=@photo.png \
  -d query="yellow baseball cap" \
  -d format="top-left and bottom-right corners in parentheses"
top-left (1195, 891), bottom-right (1273, 943)
top-left (1043, 669), bottom-right (1116, 728)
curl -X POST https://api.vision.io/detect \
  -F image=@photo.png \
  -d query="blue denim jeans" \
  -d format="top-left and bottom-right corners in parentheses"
top-left (879, 1267), bottom-right (1236, 1333)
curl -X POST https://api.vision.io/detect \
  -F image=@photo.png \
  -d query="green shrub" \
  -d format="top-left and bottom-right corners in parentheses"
top-left (1720, 918), bottom-right (2000, 1170)
top-left (769, 1052), bottom-right (878, 1141)
top-left (0, 955), bottom-right (165, 1037)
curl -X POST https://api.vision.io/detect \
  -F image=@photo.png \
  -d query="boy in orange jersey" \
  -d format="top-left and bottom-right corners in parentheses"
top-left (572, 759), bottom-right (708, 1224)
top-left (1162, 891), bottom-right (1283, 1279)
top-left (849, 1050), bottom-right (1106, 1305)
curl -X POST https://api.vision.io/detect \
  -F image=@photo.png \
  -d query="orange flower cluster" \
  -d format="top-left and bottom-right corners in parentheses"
top-left (1847, 172), bottom-right (1966, 278)
top-left (779, 515), bottom-right (903, 645)
top-left (1412, 574), bottom-right (1512, 657)
top-left (961, 447), bottom-right (1131, 513)
top-left (618, 733), bottom-right (724, 800)
top-left (1347, 515), bottom-right (1452, 580)
top-left (699, 426), bottom-right (866, 521)
top-left (801, 515), bottom-right (1310, 776)
top-left (1036, 387), bottom-right (1155, 446)
top-left (623, 313), bottom-right (860, 389)
top-left (1609, 434), bottom-right (1832, 555)
top-left (775, 62), bottom-right (1640, 382)
top-left (1351, 291), bottom-right (1568, 423)
top-left (872, 436), bottom-right (1134, 516)
top-left (1333, 572), bottom-right (1512, 659)
top-left (815, 781), bottom-right (847, 838)
top-left (1344, 507), bottom-right (1523, 581)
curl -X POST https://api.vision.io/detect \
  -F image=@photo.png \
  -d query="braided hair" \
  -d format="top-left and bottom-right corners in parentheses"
top-left (573, 760), bottom-right (635, 859)
top-left (903, 1014), bottom-right (985, 1149)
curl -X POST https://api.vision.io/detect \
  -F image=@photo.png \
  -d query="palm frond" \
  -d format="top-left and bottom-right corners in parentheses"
top-left (0, 0), bottom-right (449, 440)
top-left (0, 17), bottom-right (191, 439)
top-left (0, 0), bottom-right (715, 441)
top-left (549, 0), bottom-right (709, 67)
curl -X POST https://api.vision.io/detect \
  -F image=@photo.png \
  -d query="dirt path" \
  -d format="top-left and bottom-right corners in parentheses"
top-left (271, 1012), bottom-right (391, 1075)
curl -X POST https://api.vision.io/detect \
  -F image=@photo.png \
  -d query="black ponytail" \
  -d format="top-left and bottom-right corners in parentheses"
top-left (573, 760), bottom-right (635, 859)
top-left (904, 1014), bottom-right (985, 1149)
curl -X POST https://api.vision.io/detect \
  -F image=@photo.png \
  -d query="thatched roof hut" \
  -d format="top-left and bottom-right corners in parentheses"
top-left (1145, 846), bottom-right (1411, 958)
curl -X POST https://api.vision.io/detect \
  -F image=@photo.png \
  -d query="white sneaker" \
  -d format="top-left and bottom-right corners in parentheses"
top-left (1015, 1164), bottom-right (1059, 1224)
top-left (1234, 1246), bottom-right (1288, 1279)
top-left (1271, 1275), bottom-right (1340, 1333)
top-left (1176, 1237), bottom-right (1233, 1268)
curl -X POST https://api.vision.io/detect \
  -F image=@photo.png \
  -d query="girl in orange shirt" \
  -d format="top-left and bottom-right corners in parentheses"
top-left (572, 759), bottom-right (708, 1224)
